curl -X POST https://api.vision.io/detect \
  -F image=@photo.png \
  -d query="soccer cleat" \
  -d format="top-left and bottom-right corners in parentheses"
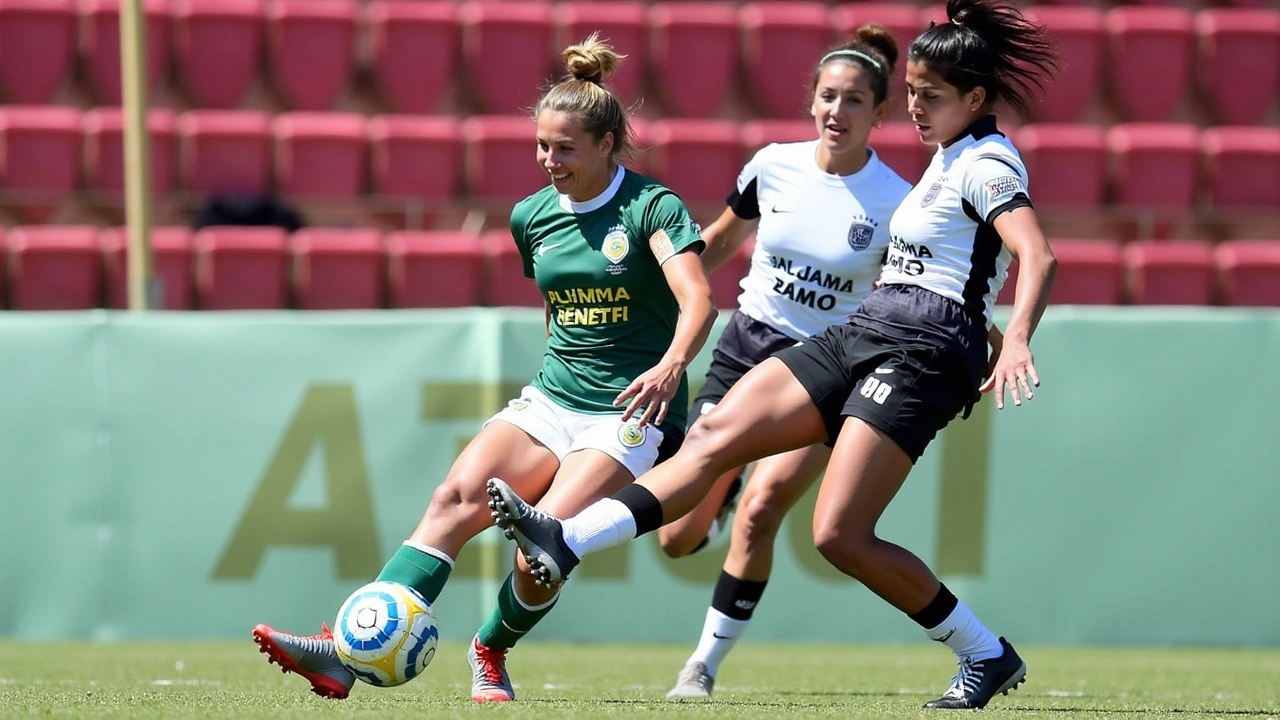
top-left (252, 623), bottom-right (355, 699)
top-left (666, 661), bottom-right (715, 699)
top-left (924, 637), bottom-right (1026, 710)
top-left (486, 477), bottom-right (579, 588)
top-left (468, 635), bottom-right (515, 702)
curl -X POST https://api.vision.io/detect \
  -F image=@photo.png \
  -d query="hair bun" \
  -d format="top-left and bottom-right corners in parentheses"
top-left (563, 32), bottom-right (624, 83)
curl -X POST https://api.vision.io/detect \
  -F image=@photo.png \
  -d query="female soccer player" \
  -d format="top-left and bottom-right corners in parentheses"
top-left (651, 26), bottom-right (912, 699)
top-left (488, 0), bottom-right (1058, 709)
top-left (251, 35), bottom-right (716, 704)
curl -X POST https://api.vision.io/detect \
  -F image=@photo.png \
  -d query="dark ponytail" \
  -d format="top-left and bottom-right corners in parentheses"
top-left (908, 0), bottom-right (1057, 119)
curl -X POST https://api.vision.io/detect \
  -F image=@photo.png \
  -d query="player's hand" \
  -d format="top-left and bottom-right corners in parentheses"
top-left (614, 359), bottom-right (684, 426)
top-left (979, 338), bottom-right (1038, 410)
top-left (982, 326), bottom-right (1004, 388)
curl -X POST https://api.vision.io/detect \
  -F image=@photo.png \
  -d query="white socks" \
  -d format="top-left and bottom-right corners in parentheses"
top-left (686, 608), bottom-right (748, 678)
top-left (561, 498), bottom-right (638, 558)
top-left (925, 599), bottom-right (1002, 661)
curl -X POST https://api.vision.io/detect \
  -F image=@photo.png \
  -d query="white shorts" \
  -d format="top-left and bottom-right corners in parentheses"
top-left (484, 385), bottom-right (666, 480)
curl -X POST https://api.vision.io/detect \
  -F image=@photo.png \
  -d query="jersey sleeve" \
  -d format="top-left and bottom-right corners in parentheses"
top-left (508, 199), bottom-right (535, 278)
top-left (725, 147), bottom-right (767, 220)
top-left (642, 189), bottom-right (706, 264)
top-left (962, 153), bottom-right (1033, 225)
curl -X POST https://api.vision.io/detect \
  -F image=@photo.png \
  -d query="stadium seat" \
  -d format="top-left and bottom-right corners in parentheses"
top-left (367, 115), bottom-right (462, 202)
top-left (0, 0), bottom-right (76, 104)
top-left (869, 123), bottom-right (930, 183)
top-left (483, 230), bottom-right (543, 308)
top-left (6, 226), bottom-right (102, 310)
top-left (553, 2), bottom-right (647, 106)
top-left (459, 1), bottom-right (553, 115)
top-left (462, 115), bottom-right (547, 206)
top-left (1202, 127), bottom-right (1280, 209)
top-left (709, 237), bottom-right (754, 310)
top-left (1216, 240), bottom-right (1280, 307)
top-left (741, 120), bottom-right (816, 156)
top-left (740, 2), bottom-right (835, 119)
top-left (178, 110), bottom-right (273, 196)
top-left (386, 230), bottom-right (485, 308)
top-left (830, 3), bottom-right (925, 106)
top-left (646, 120), bottom-right (743, 209)
top-left (1016, 124), bottom-right (1107, 208)
top-left (1195, 10), bottom-right (1280, 126)
top-left (1123, 239), bottom-right (1215, 306)
top-left (80, 0), bottom-right (171, 105)
top-left (273, 112), bottom-right (367, 199)
top-left (648, 2), bottom-right (739, 118)
top-left (996, 259), bottom-right (1018, 305)
top-left (1106, 8), bottom-right (1195, 122)
top-left (171, 0), bottom-right (263, 109)
top-left (266, 0), bottom-right (356, 111)
top-left (100, 226), bottom-right (196, 310)
top-left (368, 0), bottom-right (458, 114)
top-left (1047, 239), bottom-right (1125, 305)
top-left (82, 108), bottom-right (178, 197)
top-left (290, 228), bottom-right (385, 310)
top-left (1024, 7), bottom-right (1105, 123)
top-left (0, 106), bottom-right (82, 199)
top-left (625, 117), bottom-right (651, 178)
top-left (1107, 123), bottom-right (1201, 209)
top-left (194, 226), bottom-right (290, 309)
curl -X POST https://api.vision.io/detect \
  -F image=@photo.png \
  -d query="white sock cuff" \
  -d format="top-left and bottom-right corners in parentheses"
top-left (402, 541), bottom-right (455, 568)
top-left (512, 585), bottom-right (560, 612)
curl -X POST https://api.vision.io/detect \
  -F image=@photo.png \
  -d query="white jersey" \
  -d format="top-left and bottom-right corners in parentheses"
top-left (728, 140), bottom-right (911, 340)
top-left (881, 116), bottom-right (1030, 324)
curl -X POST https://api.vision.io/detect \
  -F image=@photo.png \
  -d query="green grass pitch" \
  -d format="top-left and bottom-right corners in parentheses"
top-left (1, 641), bottom-right (1277, 719)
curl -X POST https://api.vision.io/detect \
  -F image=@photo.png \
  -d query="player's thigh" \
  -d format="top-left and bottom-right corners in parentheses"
top-left (740, 443), bottom-right (831, 518)
top-left (812, 417), bottom-right (914, 543)
top-left (444, 419), bottom-right (560, 507)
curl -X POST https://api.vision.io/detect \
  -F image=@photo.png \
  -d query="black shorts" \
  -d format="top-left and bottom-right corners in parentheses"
top-left (775, 287), bottom-right (986, 463)
top-left (691, 311), bottom-right (801, 423)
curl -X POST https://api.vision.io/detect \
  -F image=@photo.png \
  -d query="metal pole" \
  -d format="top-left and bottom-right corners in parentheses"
top-left (120, 0), bottom-right (156, 310)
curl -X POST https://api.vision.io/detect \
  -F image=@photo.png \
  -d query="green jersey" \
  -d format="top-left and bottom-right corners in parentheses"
top-left (510, 167), bottom-right (705, 433)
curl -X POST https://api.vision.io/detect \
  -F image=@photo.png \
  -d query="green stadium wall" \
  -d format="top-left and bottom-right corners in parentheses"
top-left (1, 308), bottom-right (1277, 645)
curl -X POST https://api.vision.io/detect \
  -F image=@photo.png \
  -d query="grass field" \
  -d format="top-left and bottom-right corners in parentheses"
top-left (1, 641), bottom-right (1277, 719)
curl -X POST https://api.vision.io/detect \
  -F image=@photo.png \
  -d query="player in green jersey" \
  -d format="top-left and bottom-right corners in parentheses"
top-left (251, 35), bottom-right (716, 703)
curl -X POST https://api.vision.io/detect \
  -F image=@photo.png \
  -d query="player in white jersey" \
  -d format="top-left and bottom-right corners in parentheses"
top-left (652, 26), bottom-right (911, 699)
top-left (487, 0), bottom-right (1059, 710)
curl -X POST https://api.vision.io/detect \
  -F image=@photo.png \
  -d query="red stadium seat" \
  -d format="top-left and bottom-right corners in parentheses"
top-left (740, 2), bottom-right (834, 119)
top-left (1123, 239), bottom-right (1215, 306)
top-left (625, 117), bottom-right (651, 178)
top-left (709, 237), bottom-right (754, 310)
top-left (482, 230), bottom-right (543, 307)
top-left (273, 112), bottom-right (366, 199)
top-left (290, 228), bottom-right (385, 310)
top-left (1048, 239), bottom-right (1124, 305)
top-left (553, 1), bottom-right (647, 106)
top-left (266, 0), bottom-right (356, 111)
top-left (996, 259), bottom-right (1018, 305)
top-left (82, 108), bottom-right (178, 197)
top-left (1195, 10), bottom-right (1280, 126)
top-left (0, 227), bottom-right (5, 306)
top-left (6, 226), bottom-right (102, 310)
top-left (741, 120), bottom-right (816, 155)
top-left (194, 226), bottom-right (290, 309)
top-left (1216, 240), bottom-right (1280, 307)
top-left (179, 110), bottom-right (273, 196)
top-left (368, 115), bottom-right (462, 201)
top-left (647, 120), bottom-right (743, 208)
top-left (172, 0), bottom-right (263, 109)
top-left (0, 106), bottom-right (81, 204)
top-left (462, 115), bottom-right (546, 205)
top-left (0, 0), bottom-right (76, 104)
top-left (830, 3), bottom-right (925, 106)
top-left (1016, 124), bottom-right (1107, 208)
top-left (1108, 123), bottom-right (1200, 209)
top-left (1202, 127), bottom-right (1280, 209)
top-left (459, 1), bottom-right (553, 115)
top-left (101, 226), bottom-right (196, 310)
top-left (80, 0), bottom-right (171, 105)
top-left (1106, 8), bottom-right (1195, 122)
top-left (368, 0), bottom-right (458, 115)
top-left (1024, 7), bottom-right (1105, 123)
top-left (648, 2), bottom-right (738, 118)
top-left (386, 230), bottom-right (484, 308)
top-left (871, 122), bottom-right (930, 183)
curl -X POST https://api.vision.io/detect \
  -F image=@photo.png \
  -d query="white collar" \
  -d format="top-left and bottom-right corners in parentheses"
top-left (558, 165), bottom-right (626, 214)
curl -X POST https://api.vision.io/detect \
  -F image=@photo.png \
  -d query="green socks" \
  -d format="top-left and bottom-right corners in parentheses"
top-left (476, 573), bottom-right (559, 650)
top-left (375, 543), bottom-right (454, 604)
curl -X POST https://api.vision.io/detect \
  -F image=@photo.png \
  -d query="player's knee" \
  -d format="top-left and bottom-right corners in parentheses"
top-left (656, 527), bottom-right (702, 558)
top-left (813, 523), bottom-right (875, 579)
top-left (683, 412), bottom-right (737, 462)
top-left (735, 492), bottom-right (787, 545)
top-left (425, 476), bottom-right (482, 525)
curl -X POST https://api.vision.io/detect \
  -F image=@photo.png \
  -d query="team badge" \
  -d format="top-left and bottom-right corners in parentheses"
top-left (921, 183), bottom-right (942, 207)
top-left (847, 222), bottom-right (875, 251)
top-left (602, 227), bottom-right (630, 264)
top-left (618, 422), bottom-right (646, 448)
top-left (506, 398), bottom-right (529, 411)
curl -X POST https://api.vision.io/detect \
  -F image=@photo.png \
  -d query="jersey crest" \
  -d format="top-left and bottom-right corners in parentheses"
top-left (920, 182), bottom-right (943, 207)
top-left (847, 221), bottom-right (875, 251)
top-left (602, 225), bottom-right (630, 265)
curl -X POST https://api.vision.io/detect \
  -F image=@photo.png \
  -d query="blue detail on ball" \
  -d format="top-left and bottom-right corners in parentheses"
top-left (338, 589), bottom-right (402, 652)
top-left (403, 624), bottom-right (440, 681)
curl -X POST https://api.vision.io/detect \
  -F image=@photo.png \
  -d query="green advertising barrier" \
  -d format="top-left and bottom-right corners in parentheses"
top-left (0, 308), bottom-right (1277, 645)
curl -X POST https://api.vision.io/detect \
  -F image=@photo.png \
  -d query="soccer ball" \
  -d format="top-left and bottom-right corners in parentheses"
top-left (333, 581), bottom-right (438, 687)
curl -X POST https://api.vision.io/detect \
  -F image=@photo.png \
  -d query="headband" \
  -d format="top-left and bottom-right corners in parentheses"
top-left (819, 49), bottom-right (882, 72)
